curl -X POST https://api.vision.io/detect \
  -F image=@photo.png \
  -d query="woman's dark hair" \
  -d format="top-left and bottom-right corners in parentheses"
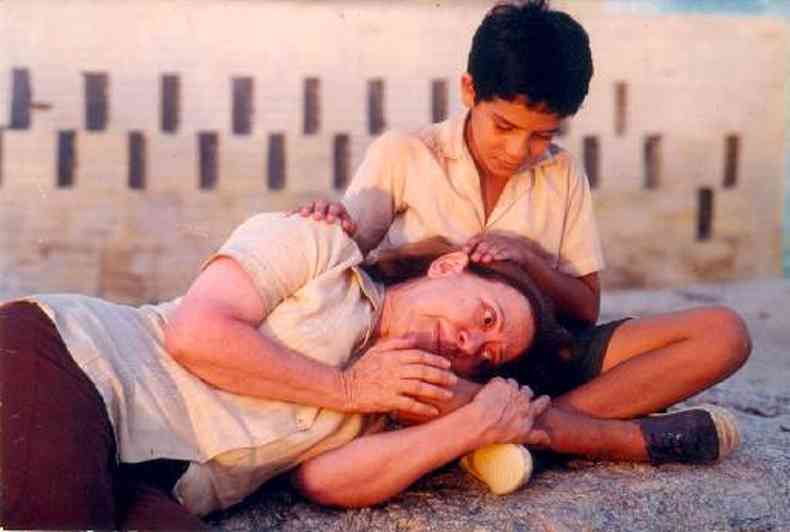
top-left (362, 237), bottom-right (574, 388)
top-left (467, 0), bottom-right (594, 117)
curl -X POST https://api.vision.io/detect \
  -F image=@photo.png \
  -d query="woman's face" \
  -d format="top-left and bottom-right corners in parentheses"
top-left (386, 254), bottom-right (535, 378)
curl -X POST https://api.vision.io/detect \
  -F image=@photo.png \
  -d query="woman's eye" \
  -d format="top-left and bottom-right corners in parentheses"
top-left (482, 308), bottom-right (496, 328)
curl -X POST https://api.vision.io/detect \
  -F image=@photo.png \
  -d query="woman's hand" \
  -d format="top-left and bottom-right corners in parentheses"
top-left (288, 199), bottom-right (357, 236)
top-left (341, 336), bottom-right (458, 417)
top-left (471, 378), bottom-right (551, 447)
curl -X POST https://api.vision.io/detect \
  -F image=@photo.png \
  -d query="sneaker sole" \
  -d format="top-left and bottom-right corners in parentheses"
top-left (459, 443), bottom-right (533, 495)
top-left (694, 404), bottom-right (741, 460)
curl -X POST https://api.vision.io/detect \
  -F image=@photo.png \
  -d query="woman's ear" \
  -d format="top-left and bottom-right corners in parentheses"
top-left (460, 73), bottom-right (476, 109)
top-left (428, 251), bottom-right (469, 279)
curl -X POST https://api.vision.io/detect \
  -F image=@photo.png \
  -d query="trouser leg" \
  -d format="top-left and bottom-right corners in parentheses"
top-left (119, 479), bottom-right (211, 531)
top-left (0, 301), bottom-right (119, 530)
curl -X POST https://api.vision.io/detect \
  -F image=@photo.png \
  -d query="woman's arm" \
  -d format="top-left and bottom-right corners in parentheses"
top-left (166, 257), bottom-right (457, 417)
top-left (292, 379), bottom-right (550, 508)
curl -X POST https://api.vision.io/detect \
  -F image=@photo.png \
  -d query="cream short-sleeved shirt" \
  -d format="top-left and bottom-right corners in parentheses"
top-left (21, 213), bottom-right (384, 515)
top-left (344, 113), bottom-right (605, 278)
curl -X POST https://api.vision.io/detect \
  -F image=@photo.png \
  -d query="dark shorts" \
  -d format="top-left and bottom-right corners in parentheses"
top-left (509, 318), bottom-right (631, 398)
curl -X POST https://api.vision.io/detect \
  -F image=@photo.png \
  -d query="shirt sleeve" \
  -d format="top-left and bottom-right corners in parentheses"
top-left (557, 157), bottom-right (606, 277)
top-left (202, 213), bottom-right (362, 317)
top-left (342, 132), bottom-right (408, 254)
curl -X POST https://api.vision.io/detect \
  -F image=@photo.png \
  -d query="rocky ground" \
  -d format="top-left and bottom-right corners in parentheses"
top-left (207, 278), bottom-right (790, 531)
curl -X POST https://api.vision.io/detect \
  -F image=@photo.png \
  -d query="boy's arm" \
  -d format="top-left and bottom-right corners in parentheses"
top-left (464, 233), bottom-right (600, 325)
top-left (342, 132), bottom-right (408, 254)
top-left (289, 131), bottom-right (407, 253)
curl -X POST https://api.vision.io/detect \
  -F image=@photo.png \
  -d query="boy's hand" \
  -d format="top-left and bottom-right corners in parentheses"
top-left (288, 199), bottom-right (357, 236)
top-left (463, 232), bottom-right (550, 267)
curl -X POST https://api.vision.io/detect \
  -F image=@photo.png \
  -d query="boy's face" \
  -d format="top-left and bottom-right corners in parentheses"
top-left (461, 73), bottom-right (561, 181)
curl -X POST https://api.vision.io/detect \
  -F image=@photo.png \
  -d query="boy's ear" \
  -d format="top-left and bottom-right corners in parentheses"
top-left (428, 252), bottom-right (469, 278)
top-left (460, 73), bottom-right (476, 108)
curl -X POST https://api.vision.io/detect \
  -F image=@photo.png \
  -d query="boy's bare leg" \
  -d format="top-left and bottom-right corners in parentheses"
top-left (554, 306), bottom-right (751, 420)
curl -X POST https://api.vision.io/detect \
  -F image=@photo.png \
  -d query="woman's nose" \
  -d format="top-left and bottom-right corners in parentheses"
top-left (457, 329), bottom-right (484, 355)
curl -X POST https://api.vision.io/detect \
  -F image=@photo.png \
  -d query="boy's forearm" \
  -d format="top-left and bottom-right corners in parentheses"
top-left (515, 247), bottom-right (600, 325)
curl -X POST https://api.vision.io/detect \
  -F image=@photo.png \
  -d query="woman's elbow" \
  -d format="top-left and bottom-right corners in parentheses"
top-left (292, 467), bottom-right (387, 509)
top-left (164, 310), bottom-right (206, 365)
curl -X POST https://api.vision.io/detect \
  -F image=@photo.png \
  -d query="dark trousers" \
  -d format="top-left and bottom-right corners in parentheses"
top-left (0, 301), bottom-right (210, 530)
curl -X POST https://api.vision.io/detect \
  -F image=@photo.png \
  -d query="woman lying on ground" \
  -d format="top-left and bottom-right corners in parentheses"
top-left (1, 213), bottom-right (750, 530)
top-left (1, 212), bottom-right (562, 530)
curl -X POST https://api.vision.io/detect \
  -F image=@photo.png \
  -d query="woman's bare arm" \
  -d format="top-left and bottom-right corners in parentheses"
top-left (165, 257), bottom-right (457, 417)
top-left (293, 379), bottom-right (549, 508)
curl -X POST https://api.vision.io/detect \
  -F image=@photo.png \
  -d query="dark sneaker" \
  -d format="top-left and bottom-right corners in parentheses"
top-left (637, 404), bottom-right (741, 465)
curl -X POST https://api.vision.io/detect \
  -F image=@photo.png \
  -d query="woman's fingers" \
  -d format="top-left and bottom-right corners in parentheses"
top-left (396, 350), bottom-right (454, 371)
top-left (399, 379), bottom-right (453, 401)
top-left (394, 396), bottom-right (440, 418)
top-left (398, 363), bottom-right (457, 388)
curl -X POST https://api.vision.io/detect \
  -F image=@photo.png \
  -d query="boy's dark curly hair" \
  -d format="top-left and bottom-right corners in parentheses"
top-left (467, 0), bottom-right (594, 117)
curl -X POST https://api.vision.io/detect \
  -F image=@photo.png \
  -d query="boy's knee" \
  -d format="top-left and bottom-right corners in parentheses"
top-left (701, 306), bottom-right (752, 368)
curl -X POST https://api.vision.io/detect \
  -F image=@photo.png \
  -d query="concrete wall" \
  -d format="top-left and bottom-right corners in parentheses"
top-left (0, 0), bottom-right (785, 303)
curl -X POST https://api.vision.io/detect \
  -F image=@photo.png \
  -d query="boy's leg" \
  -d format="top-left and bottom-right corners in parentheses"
top-left (0, 302), bottom-right (119, 529)
top-left (532, 402), bottom-right (739, 465)
top-left (554, 306), bottom-right (751, 419)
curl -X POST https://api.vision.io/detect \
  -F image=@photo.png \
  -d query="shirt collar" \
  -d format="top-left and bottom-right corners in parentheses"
top-left (440, 111), bottom-right (560, 172)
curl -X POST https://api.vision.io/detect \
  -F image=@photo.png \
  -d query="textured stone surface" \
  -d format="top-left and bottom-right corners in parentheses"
top-left (207, 278), bottom-right (790, 531)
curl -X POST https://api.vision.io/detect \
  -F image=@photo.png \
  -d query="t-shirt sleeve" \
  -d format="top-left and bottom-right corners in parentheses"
top-left (557, 158), bottom-right (606, 277)
top-left (201, 213), bottom-right (362, 316)
top-left (342, 132), bottom-right (408, 254)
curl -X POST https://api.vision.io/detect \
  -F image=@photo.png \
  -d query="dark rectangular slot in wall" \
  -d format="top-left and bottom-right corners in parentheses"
top-left (697, 187), bottom-right (714, 241)
top-left (267, 133), bottom-right (286, 190)
top-left (128, 131), bottom-right (146, 190)
top-left (368, 78), bottom-right (386, 135)
top-left (57, 130), bottom-right (76, 188)
top-left (84, 72), bottom-right (109, 131)
top-left (615, 81), bottom-right (627, 136)
top-left (198, 132), bottom-right (218, 189)
top-left (0, 131), bottom-right (4, 187)
top-left (583, 135), bottom-right (600, 189)
top-left (10, 68), bottom-right (31, 130)
top-left (431, 79), bottom-right (448, 123)
top-left (304, 77), bottom-right (321, 135)
top-left (161, 74), bottom-right (180, 133)
top-left (643, 134), bottom-right (661, 190)
top-left (333, 133), bottom-right (350, 190)
top-left (232, 77), bottom-right (254, 135)
top-left (723, 134), bottom-right (740, 188)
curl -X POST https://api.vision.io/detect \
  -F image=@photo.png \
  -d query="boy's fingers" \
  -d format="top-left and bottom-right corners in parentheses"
top-left (312, 200), bottom-right (329, 220)
top-left (300, 201), bottom-right (316, 217)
